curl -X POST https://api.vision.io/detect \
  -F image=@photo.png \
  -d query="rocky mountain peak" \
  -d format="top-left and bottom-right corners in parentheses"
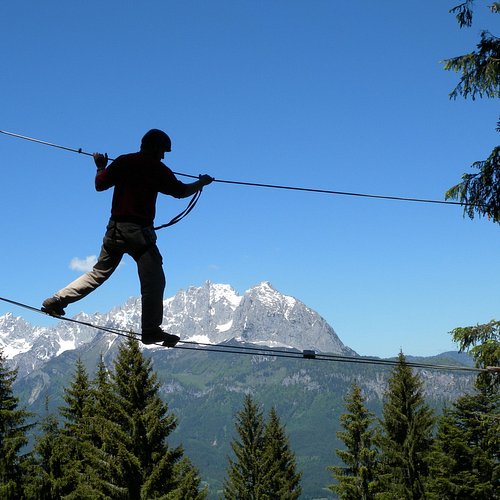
top-left (1, 281), bottom-right (355, 379)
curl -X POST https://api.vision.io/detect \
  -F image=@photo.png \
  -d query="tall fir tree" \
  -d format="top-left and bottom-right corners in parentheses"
top-left (25, 358), bottom-right (130, 499)
top-left (0, 349), bottom-right (33, 499)
top-left (60, 357), bottom-right (92, 426)
top-left (329, 382), bottom-right (378, 500)
top-left (261, 406), bottom-right (302, 499)
top-left (223, 394), bottom-right (266, 499)
top-left (87, 355), bottom-right (137, 497)
top-left (426, 320), bottom-right (499, 499)
top-left (57, 356), bottom-right (106, 498)
top-left (427, 386), bottom-right (499, 499)
top-left (224, 396), bottom-right (301, 499)
top-left (111, 337), bottom-right (206, 499)
top-left (376, 352), bottom-right (434, 500)
top-left (22, 343), bottom-right (204, 499)
top-left (22, 396), bottom-right (66, 499)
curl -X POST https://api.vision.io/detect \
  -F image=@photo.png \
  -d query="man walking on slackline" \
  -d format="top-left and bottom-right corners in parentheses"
top-left (42, 129), bottom-right (213, 346)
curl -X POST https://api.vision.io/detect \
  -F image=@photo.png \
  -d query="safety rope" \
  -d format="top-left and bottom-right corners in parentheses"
top-left (1, 295), bottom-right (497, 374)
top-left (0, 128), bottom-right (477, 211)
top-left (2, 130), bottom-right (498, 375)
top-left (0, 129), bottom-right (201, 230)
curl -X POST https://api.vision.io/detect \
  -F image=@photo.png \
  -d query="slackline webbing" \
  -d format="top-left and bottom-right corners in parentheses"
top-left (0, 295), bottom-right (497, 374)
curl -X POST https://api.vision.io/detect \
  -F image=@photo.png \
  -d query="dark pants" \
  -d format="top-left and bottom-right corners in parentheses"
top-left (54, 220), bottom-right (165, 331)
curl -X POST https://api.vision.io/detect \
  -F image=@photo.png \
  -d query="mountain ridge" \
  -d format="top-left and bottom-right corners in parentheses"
top-left (1, 281), bottom-right (355, 380)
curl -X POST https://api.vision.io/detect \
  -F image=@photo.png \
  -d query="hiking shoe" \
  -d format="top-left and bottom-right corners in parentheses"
top-left (141, 327), bottom-right (180, 347)
top-left (41, 297), bottom-right (66, 316)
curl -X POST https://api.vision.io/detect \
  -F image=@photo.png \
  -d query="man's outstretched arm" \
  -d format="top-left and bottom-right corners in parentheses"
top-left (181, 174), bottom-right (214, 198)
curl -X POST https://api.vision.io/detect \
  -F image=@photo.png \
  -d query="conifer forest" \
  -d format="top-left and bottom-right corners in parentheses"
top-left (1, 324), bottom-right (499, 499)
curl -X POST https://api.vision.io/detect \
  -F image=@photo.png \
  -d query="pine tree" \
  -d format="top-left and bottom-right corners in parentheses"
top-left (427, 385), bottom-right (499, 499)
top-left (376, 352), bottom-right (434, 499)
top-left (426, 320), bottom-right (499, 499)
top-left (223, 394), bottom-right (266, 499)
top-left (84, 355), bottom-right (134, 498)
top-left (329, 382), bottom-right (378, 500)
top-left (111, 336), bottom-right (206, 499)
top-left (24, 358), bottom-right (130, 499)
top-left (22, 397), bottom-right (67, 499)
top-left (60, 357), bottom-right (92, 430)
top-left (261, 407), bottom-right (302, 499)
top-left (57, 356), bottom-right (105, 497)
top-left (0, 349), bottom-right (33, 499)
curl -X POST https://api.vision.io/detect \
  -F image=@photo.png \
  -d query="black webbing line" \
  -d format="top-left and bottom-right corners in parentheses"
top-left (0, 296), bottom-right (140, 341)
top-left (1, 295), bottom-right (497, 373)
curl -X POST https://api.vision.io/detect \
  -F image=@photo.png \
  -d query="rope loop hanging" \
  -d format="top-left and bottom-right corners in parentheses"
top-left (154, 188), bottom-right (202, 230)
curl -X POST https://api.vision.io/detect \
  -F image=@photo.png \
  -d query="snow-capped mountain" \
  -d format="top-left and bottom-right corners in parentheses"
top-left (0, 281), bottom-right (355, 379)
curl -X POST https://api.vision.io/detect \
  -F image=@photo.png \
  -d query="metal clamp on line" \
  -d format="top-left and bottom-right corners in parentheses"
top-left (302, 349), bottom-right (316, 359)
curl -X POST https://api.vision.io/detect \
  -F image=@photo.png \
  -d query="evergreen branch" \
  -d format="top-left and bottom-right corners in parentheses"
top-left (449, 320), bottom-right (500, 388)
top-left (449, 1), bottom-right (475, 27)
top-left (443, 32), bottom-right (500, 100)
top-left (445, 146), bottom-right (500, 222)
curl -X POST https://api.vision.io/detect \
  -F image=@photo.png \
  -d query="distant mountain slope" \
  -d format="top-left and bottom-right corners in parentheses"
top-left (12, 338), bottom-right (476, 499)
top-left (1, 281), bottom-right (477, 499)
top-left (1, 281), bottom-right (354, 381)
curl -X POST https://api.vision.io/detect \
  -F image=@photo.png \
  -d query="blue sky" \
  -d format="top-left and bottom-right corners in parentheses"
top-left (1, 1), bottom-right (498, 358)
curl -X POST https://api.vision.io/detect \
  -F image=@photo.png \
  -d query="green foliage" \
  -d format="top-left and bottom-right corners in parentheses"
top-left (223, 395), bottom-right (302, 499)
top-left (0, 349), bottom-right (33, 499)
top-left (23, 399), bottom-right (69, 499)
top-left (449, 320), bottom-right (500, 388)
top-left (445, 146), bottom-right (500, 221)
top-left (444, 2), bottom-right (500, 222)
top-left (444, 30), bottom-right (500, 100)
top-left (329, 382), bottom-right (378, 500)
top-left (426, 318), bottom-right (500, 498)
top-left (223, 394), bottom-right (266, 499)
top-left (261, 407), bottom-right (302, 499)
top-left (59, 357), bottom-right (91, 430)
top-left (161, 457), bottom-right (207, 500)
top-left (13, 342), bottom-right (478, 498)
top-left (446, 1), bottom-right (499, 99)
top-left (449, 0), bottom-right (475, 28)
top-left (376, 353), bottom-right (435, 499)
top-left (111, 336), bottom-right (203, 499)
top-left (20, 340), bottom-right (205, 499)
top-left (427, 383), bottom-right (499, 499)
